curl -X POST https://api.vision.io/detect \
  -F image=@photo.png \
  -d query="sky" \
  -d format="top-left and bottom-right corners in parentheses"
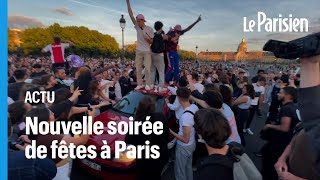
top-left (8, 0), bottom-right (320, 52)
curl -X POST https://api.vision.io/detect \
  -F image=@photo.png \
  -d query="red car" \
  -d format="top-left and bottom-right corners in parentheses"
top-left (76, 89), bottom-right (177, 179)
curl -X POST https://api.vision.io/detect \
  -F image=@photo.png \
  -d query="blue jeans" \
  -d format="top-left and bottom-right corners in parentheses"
top-left (166, 52), bottom-right (179, 82)
top-left (8, 150), bottom-right (57, 180)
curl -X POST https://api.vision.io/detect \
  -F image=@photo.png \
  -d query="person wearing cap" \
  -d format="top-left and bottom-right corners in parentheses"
top-left (126, 0), bottom-right (154, 91)
top-left (165, 16), bottom-right (201, 84)
top-left (42, 37), bottom-right (74, 70)
top-left (30, 64), bottom-right (47, 78)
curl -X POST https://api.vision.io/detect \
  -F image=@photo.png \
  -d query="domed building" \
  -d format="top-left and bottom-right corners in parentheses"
top-left (235, 38), bottom-right (247, 62)
top-left (198, 38), bottom-right (276, 62)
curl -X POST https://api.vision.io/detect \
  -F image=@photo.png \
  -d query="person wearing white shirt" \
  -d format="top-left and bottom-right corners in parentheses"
top-left (246, 77), bottom-right (266, 135)
top-left (190, 73), bottom-right (204, 94)
top-left (169, 87), bottom-right (198, 180)
top-left (126, 0), bottom-right (154, 91)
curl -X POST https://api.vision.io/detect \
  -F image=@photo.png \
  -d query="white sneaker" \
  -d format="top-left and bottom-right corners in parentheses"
top-left (246, 128), bottom-right (254, 135)
top-left (159, 87), bottom-right (168, 92)
top-left (243, 129), bottom-right (247, 133)
top-left (145, 85), bottom-right (151, 91)
top-left (150, 84), bottom-right (154, 89)
top-left (135, 85), bottom-right (145, 90)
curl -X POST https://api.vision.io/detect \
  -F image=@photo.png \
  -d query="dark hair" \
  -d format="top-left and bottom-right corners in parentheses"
top-left (191, 73), bottom-right (199, 81)
top-left (8, 101), bottom-right (29, 124)
top-left (257, 70), bottom-right (265, 74)
top-left (53, 68), bottom-right (65, 75)
top-left (53, 88), bottom-right (71, 105)
top-left (31, 78), bottom-right (42, 85)
top-left (203, 90), bottom-right (223, 109)
top-left (283, 86), bottom-right (297, 101)
top-left (13, 69), bottom-right (26, 80)
top-left (74, 67), bottom-right (92, 95)
top-left (219, 85), bottom-right (232, 107)
top-left (219, 74), bottom-right (229, 84)
top-left (258, 76), bottom-right (267, 83)
top-left (41, 74), bottom-right (54, 86)
top-left (25, 107), bottom-right (50, 139)
top-left (50, 88), bottom-right (73, 120)
top-left (33, 64), bottom-right (41, 68)
top-left (204, 83), bottom-right (218, 92)
top-left (244, 84), bottom-right (255, 99)
top-left (135, 95), bottom-right (156, 121)
top-left (19, 84), bottom-right (37, 100)
top-left (280, 74), bottom-right (289, 84)
top-left (176, 87), bottom-right (191, 101)
top-left (242, 76), bottom-right (249, 83)
top-left (54, 37), bottom-right (61, 43)
top-left (194, 108), bottom-right (231, 148)
top-left (89, 80), bottom-right (100, 96)
top-left (178, 77), bottom-right (188, 87)
top-left (154, 21), bottom-right (163, 31)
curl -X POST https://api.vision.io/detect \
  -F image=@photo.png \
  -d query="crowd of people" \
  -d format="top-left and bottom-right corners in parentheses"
top-left (7, 0), bottom-right (320, 179)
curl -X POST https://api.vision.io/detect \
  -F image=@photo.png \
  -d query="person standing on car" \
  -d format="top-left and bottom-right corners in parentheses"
top-left (165, 16), bottom-right (201, 83)
top-left (126, 0), bottom-right (154, 91)
top-left (170, 87), bottom-right (199, 180)
top-left (151, 21), bottom-right (168, 92)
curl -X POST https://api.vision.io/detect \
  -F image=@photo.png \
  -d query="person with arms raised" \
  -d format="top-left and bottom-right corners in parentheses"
top-left (165, 16), bottom-right (201, 83)
top-left (126, 0), bottom-right (154, 90)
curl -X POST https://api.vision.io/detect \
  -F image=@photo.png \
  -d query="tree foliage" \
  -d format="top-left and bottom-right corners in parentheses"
top-left (9, 23), bottom-right (120, 58)
top-left (178, 49), bottom-right (196, 61)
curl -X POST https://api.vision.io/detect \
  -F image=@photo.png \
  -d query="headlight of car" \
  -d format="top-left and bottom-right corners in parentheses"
top-left (113, 149), bottom-right (136, 164)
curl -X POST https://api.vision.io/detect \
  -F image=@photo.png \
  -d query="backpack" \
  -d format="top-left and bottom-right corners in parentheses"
top-left (151, 31), bottom-right (165, 53)
top-left (228, 143), bottom-right (262, 180)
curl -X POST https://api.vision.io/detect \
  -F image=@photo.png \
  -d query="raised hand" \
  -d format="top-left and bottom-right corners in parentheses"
top-left (197, 15), bottom-right (202, 22)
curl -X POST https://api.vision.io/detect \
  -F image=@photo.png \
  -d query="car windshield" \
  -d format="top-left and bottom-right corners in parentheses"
top-left (112, 91), bottom-right (165, 115)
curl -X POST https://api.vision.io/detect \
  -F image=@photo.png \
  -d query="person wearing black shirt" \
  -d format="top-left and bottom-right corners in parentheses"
top-left (8, 69), bottom-right (27, 101)
top-left (194, 108), bottom-right (241, 180)
top-left (119, 70), bottom-right (131, 97)
top-left (30, 64), bottom-right (47, 78)
top-left (53, 68), bottom-right (69, 89)
top-left (251, 69), bottom-right (265, 84)
top-left (41, 74), bottom-right (59, 92)
top-left (266, 75), bottom-right (289, 124)
top-left (261, 86), bottom-right (299, 180)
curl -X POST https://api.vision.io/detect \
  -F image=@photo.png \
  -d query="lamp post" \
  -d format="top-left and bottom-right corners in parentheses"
top-left (119, 14), bottom-right (126, 61)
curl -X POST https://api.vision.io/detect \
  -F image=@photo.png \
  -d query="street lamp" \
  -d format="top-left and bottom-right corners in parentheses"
top-left (119, 14), bottom-right (126, 60)
top-left (195, 45), bottom-right (198, 55)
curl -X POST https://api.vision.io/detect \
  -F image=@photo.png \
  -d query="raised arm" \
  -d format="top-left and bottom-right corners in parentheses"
top-left (182, 15), bottom-right (201, 33)
top-left (126, 0), bottom-right (136, 25)
top-left (66, 40), bottom-right (75, 47)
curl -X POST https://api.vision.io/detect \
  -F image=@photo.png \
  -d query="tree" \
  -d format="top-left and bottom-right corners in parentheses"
top-left (10, 23), bottom-right (121, 57)
top-left (178, 50), bottom-right (196, 61)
